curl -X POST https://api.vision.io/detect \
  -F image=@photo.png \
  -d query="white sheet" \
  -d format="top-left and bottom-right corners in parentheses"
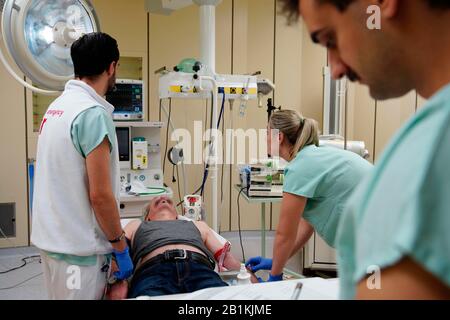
top-left (133, 278), bottom-right (340, 300)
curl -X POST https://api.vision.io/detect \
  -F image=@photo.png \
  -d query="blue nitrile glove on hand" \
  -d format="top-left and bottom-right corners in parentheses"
top-left (113, 247), bottom-right (134, 280)
top-left (245, 256), bottom-right (273, 273)
top-left (256, 273), bottom-right (284, 283)
top-left (268, 273), bottom-right (283, 282)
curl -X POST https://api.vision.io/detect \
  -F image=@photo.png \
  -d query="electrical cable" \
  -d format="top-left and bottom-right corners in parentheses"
top-left (176, 165), bottom-right (182, 205)
top-left (0, 225), bottom-right (17, 250)
top-left (0, 255), bottom-right (41, 274)
top-left (198, 99), bottom-right (209, 197)
top-left (228, 100), bottom-right (235, 232)
top-left (160, 97), bottom-right (188, 195)
top-left (200, 166), bottom-right (209, 197)
top-left (0, 225), bottom-right (42, 274)
top-left (0, 272), bottom-right (43, 291)
top-left (133, 187), bottom-right (167, 196)
top-left (220, 98), bottom-right (225, 204)
top-left (203, 97), bottom-right (209, 169)
top-left (200, 93), bottom-right (215, 197)
top-left (0, 225), bottom-right (43, 292)
top-left (176, 92), bottom-right (227, 208)
top-left (159, 98), bottom-right (162, 122)
top-left (171, 164), bottom-right (182, 211)
top-left (237, 187), bottom-right (247, 262)
top-left (200, 92), bottom-right (226, 197)
top-left (217, 92), bottom-right (225, 129)
top-left (204, 98), bottom-right (209, 147)
top-left (172, 164), bottom-right (176, 182)
top-left (162, 98), bottom-right (172, 176)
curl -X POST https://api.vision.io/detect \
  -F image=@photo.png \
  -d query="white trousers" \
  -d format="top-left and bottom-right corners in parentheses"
top-left (40, 251), bottom-right (110, 300)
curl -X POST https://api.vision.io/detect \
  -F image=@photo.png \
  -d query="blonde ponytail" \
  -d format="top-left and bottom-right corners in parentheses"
top-left (269, 110), bottom-right (319, 161)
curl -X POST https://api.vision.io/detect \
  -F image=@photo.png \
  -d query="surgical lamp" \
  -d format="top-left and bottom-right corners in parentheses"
top-left (0, 0), bottom-right (100, 95)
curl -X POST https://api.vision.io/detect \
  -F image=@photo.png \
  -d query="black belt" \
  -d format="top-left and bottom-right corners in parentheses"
top-left (138, 249), bottom-right (216, 271)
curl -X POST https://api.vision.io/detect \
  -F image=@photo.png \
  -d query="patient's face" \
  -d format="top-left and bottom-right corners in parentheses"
top-left (146, 196), bottom-right (178, 221)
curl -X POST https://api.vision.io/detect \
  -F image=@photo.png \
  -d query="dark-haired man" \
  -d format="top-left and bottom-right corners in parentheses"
top-left (278, 0), bottom-right (450, 299)
top-left (32, 32), bottom-right (133, 300)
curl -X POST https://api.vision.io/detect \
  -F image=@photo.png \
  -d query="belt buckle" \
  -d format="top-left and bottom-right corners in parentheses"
top-left (208, 257), bottom-right (215, 269)
top-left (174, 249), bottom-right (187, 260)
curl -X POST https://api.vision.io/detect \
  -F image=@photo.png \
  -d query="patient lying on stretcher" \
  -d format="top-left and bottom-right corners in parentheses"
top-left (107, 196), bottom-right (257, 299)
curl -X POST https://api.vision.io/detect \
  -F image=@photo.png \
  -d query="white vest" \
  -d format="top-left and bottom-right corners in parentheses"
top-left (31, 80), bottom-right (120, 256)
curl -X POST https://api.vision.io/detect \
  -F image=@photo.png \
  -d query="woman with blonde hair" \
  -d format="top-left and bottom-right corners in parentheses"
top-left (246, 110), bottom-right (372, 281)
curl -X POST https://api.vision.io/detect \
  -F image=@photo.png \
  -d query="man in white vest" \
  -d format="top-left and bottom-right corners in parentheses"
top-left (31, 32), bottom-right (133, 300)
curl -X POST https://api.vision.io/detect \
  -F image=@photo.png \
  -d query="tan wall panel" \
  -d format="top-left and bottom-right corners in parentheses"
top-left (299, 20), bottom-right (327, 128)
top-left (91, 0), bottom-right (148, 121)
top-left (230, 0), bottom-right (275, 231)
top-left (416, 94), bottom-right (428, 110)
top-left (347, 83), bottom-right (376, 163)
top-left (0, 45), bottom-right (29, 247)
top-left (227, 0), bottom-right (250, 232)
top-left (374, 91), bottom-right (417, 161)
top-left (271, 9), bottom-right (303, 230)
top-left (92, 0), bottom-right (147, 54)
top-left (274, 15), bottom-right (302, 110)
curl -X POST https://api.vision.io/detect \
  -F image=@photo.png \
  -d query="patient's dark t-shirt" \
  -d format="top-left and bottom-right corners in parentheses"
top-left (131, 220), bottom-right (214, 265)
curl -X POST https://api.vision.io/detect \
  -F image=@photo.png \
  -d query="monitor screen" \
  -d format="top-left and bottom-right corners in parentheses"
top-left (106, 83), bottom-right (143, 113)
top-left (116, 127), bottom-right (130, 162)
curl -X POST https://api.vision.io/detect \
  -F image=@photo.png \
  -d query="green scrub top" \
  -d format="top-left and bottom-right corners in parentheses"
top-left (283, 145), bottom-right (373, 247)
top-left (71, 106), bottom-right (116, 157)
top-left (337, 83), bottom-right (450, 299)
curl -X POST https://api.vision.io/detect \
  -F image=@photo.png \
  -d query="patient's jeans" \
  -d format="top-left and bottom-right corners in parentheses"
top-left (128, 260), bottom-right (228, 298)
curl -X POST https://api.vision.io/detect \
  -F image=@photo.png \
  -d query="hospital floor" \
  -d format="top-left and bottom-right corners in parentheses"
top-left (0, 246), bottom-right (47, 300)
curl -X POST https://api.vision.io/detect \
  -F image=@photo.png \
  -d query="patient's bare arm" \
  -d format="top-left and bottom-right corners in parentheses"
top-left (220, 251), bottom-right (259, 283)
top-left (124, 220), bottom-right (142, 244)
top-left (195, 221), bottom-right (258, 283)
top-left (106, 260), bottom-right (129, 300)
top-left (195, 221), bottom-right (240, 270)
top-left (106, 280), bottom-right (129, 300)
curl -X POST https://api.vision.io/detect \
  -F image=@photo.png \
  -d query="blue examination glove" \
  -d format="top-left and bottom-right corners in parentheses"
top-left (245, 256), bottom-right (273, 273)
top-left (257, 273), bottom-right (283, 283)
top-left (268, 273), bottom-right (283, 282)
top-left (113, 247), bottom-right (134, 280)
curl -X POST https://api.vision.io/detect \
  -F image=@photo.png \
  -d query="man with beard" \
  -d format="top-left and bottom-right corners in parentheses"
top-left (278, 0), bottom-right (450, 299)
top-left (31, 32), bottom-right (133, 300)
